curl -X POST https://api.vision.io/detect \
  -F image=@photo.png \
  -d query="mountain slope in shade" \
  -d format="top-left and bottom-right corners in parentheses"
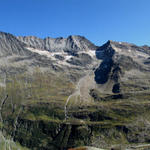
top-left (94, 40), bottom-right (150, 94)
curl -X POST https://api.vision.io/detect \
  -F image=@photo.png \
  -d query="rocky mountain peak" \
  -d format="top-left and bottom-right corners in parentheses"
top-left (96, 40), bottom-right (150, 60)
top-left (0, 31), bottom-right (28, 57)
top-left (0, 31), bottom-right (12, 38)
top-left (17, 34), bottom-right (97, 53)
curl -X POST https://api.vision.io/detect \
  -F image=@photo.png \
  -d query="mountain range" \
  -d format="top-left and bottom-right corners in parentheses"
top-left (0, 31), bottom-right (150, 150)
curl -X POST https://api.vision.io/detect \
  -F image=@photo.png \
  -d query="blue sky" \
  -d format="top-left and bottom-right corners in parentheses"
top-left (0, 0), bottom-right (150, 46)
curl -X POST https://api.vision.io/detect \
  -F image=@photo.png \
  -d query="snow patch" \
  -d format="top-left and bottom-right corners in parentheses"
top-left (51, 52), bottom-right (64, 57)
top-left (65, 55), bottom-right (72, 60)
top-left (26, 47), bottom-right (73, 66)
top-left (26, 47), bottom-right (52, 58)
top-left (86, 50), bottom-right (95, 57)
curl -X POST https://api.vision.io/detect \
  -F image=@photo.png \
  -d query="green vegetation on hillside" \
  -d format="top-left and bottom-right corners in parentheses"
top-left (1, 68), bottom-right (150, 149)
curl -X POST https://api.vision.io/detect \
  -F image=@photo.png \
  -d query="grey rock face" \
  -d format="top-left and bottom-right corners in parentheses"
top-left (0, 32), bottom-right (30, 57)
top-left (0, 31), bottom-right (99, 82)
top-left (94, 40), bottom-right (150, 94)
top-left (17, 35), bottom-right (98, 52)
top-left (17, 36), bottom-right (44, 50)
top-left (67, 53), bottom-right (93, 66)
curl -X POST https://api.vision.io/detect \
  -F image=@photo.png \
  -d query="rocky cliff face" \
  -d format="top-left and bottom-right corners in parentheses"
top-left (0, 32), bottom-right (98, 79)
top-left (0, 32), bottom-right (29, 56)
top-left (94, 40), bottom-right (150, 94)
top-left (17, 35), bottom-right (98, 52)
top-left (0, 31), bottom-right (150, 150)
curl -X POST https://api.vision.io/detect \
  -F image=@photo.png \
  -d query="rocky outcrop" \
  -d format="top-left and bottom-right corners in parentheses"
top-left (17, 35), bottom-right (98, 52)
top-left (0, 32), bottom-right (30, 56)
top-left (94, 40), bottom-right (150, 94)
